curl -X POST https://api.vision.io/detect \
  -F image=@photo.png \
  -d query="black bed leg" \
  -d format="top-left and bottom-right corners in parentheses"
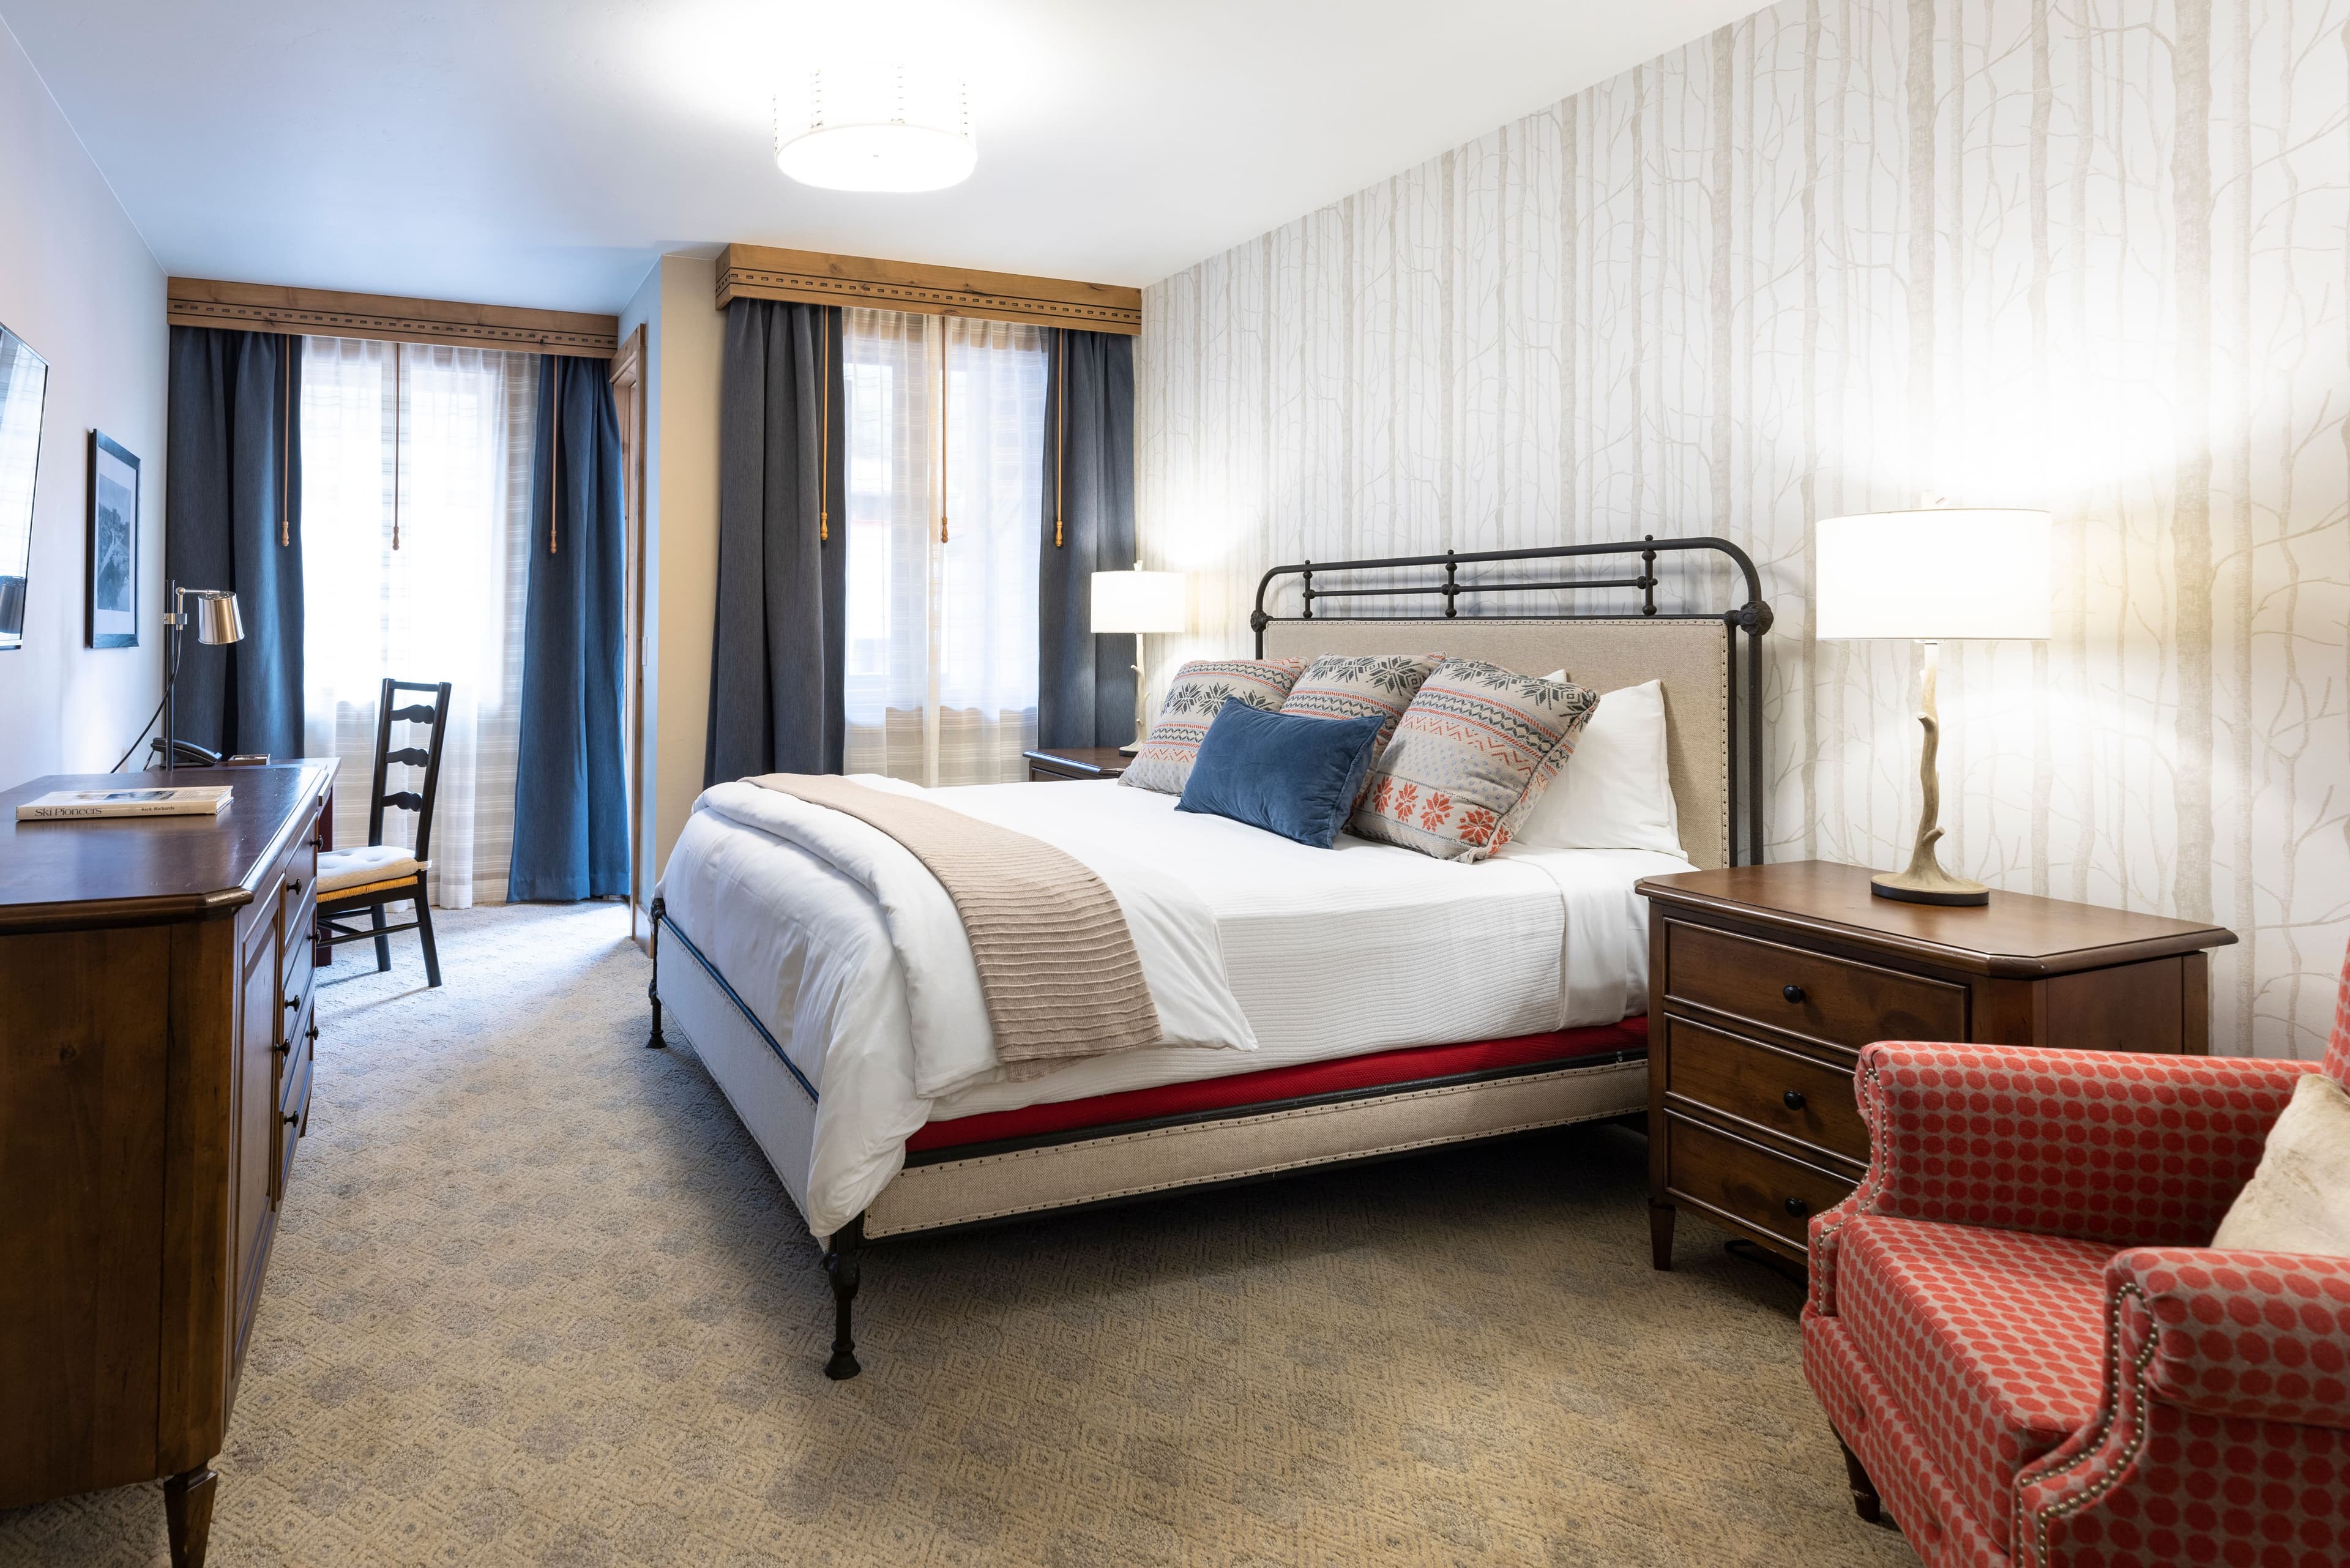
top-left (822, 1219), bottom-right (864, 1380)
top-left (646, 897), bottom-right (667, 1049)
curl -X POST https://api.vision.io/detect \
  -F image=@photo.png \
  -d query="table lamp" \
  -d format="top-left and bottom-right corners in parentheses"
top-left (162, 581), bottom-right (244, 773)
top-left (1089, 563), bottom-right (1185, 755)
top-left (1814, 509), bottom-right (2050, 906)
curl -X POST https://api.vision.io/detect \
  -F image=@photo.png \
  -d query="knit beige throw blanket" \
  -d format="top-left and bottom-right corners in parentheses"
top-left (747, 774), bottom-right (1161, 1078)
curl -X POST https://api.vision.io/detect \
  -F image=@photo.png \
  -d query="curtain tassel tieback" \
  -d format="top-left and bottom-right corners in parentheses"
top-left (391, 342), bottom-right (403, 550)
top-left (819, 309), bottom-right (832, 547)
top-left (281, 338), bottom-right (296, 547)
top-left (548, 358), bottom-right (562, 554)
top-left (1053, 329), bottom-right (1067, 549)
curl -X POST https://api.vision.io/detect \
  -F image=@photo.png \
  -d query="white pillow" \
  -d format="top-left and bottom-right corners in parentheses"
top-left (1508, 678), bottom-right (1684, 856)
top-left (2210, 1071), bottom-right (2350, 1258)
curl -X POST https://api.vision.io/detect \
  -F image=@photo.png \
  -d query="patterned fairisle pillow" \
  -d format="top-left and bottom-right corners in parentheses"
top-left (1348, 659), bottom-right (1602, 862)
top-left (1277, 652), bottom-right (1446, 806)
top-left (1118, 657), bottom-right (1308, 795)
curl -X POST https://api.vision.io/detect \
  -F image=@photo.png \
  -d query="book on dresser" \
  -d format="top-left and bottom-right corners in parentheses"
top-left (1634, 861), bottom-right (2239, 1271)
top-left (0, 760), bottom-right (334, 1568)
top-left (16, 784), bottom-right (231, 820)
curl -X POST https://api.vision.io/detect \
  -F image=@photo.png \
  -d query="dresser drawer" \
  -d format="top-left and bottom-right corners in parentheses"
top-left (1664, 920), bottom-right (1968, 1050)
top-left (1662, 1017), bottom-right (1869, 1168)
top-left (280, 905), bottom-right (316, 1023)
top-left (279, 988), bottom-right (315, 1121)
top-left (1664, 1116), bottom-right (1857, 1252)
top-left (280, 848), bottom-right (318, 988)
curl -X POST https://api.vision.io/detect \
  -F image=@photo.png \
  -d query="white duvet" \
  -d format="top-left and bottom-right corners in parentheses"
top-left (658, 776), bottom-right (1691, 1236)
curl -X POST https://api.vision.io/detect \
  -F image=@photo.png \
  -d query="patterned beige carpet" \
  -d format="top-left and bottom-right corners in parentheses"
top-left (0, 902), bottom-right (1916, 1567)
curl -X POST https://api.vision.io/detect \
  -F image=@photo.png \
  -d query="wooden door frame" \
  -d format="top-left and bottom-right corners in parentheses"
top-left (609, 326), bottom-right (649, 950)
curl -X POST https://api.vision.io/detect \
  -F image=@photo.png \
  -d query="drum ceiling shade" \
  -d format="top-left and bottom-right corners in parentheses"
top-left (775, 66), bottom-right (976, 193)
top-left (1813, 509), bottom-right (2053, 642)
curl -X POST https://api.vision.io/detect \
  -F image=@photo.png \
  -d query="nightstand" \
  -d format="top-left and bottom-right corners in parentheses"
top-left (1021, 746), bottom-right (1131, 783)
top-left (1635, 861), bottom-right (2237, 1269)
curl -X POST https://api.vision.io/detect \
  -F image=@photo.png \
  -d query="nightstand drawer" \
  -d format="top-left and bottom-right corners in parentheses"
top-left (1664, 920), bottom-right (1968, 1050)
top-left (1662, 1017), bottom-right (1868, 1167)
top-left (1664, 1116), bottom-right (1857, 1252)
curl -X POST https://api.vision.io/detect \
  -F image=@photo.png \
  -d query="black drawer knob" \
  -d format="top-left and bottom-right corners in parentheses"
top-left (1782, 1089), bottom-right (1807, 1111)
top-left (307, 1023), bottom-right (319, 1043)
top-left (283, 1110), bottom-right (300, 1127)
top-left (1785, 1197), bottom-right (1810, 1218)
top-left (1782, 984), bottom-right (1806, 1004)
top-left (284, 993), bottom-right (300, 1012)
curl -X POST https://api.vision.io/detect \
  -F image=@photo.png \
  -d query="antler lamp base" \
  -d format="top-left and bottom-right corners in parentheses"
top-left (1873, 639), bottom-right (1990, 907)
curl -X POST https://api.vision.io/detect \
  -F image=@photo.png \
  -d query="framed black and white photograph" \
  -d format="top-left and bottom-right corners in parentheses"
top-left (86, 430), bottom-right (139, 649)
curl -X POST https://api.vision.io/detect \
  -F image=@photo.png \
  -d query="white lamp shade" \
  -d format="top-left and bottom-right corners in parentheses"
top-left (775, 67), bottom-right (976, 193)
top-left (1814, 510), bottom-right (2053, 641)
top-left (1090, 570), bottom-right (1185, 635)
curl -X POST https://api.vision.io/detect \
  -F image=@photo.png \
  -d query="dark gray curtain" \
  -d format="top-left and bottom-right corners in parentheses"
top-left (706, 299), bottom-right (846, 783)
top-left (509, 356), bottom-right (629, 902)
top-left (1037, 329), bottom-right (1136, 749)
top-left (165, 327), bottom-right (302, 760)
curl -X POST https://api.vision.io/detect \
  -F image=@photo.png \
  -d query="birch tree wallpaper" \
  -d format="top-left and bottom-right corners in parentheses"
top-left (1136, 0), bottom-right (2350, 1060)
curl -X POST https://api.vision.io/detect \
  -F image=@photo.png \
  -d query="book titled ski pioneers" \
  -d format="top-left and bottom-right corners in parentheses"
top-left (17, 785), bottom-right (233, 821)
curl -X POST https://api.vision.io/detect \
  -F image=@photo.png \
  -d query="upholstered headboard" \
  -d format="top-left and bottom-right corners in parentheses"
top-left (1250, 537), bottom-right (1773, 872)
top-left (1261, 618), bottom-right (1733, 869)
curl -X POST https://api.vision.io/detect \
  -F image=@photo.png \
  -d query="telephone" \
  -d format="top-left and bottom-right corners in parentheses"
top-left (149, 738), bottom-right (223, 767)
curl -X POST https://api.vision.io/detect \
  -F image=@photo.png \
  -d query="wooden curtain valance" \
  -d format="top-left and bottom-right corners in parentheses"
top-left (166, 278), bottom-right (620, 358)
top-left (714, 244), bottom-right (1141, 336)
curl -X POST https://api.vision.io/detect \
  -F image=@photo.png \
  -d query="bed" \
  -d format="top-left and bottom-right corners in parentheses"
top-left (646, 537), bottom-right (1774, 1377)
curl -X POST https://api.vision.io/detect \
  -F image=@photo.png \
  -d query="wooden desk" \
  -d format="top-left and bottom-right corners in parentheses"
top-left (0, 761), bottom-right (334, 1568)
top-left (1635, 861), bottom-right (2238, 1267)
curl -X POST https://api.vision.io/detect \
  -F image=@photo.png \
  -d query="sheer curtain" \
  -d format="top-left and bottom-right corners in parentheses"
top-left (841, 308), bottom-right (1047, 785)
top-left (300, 337), bottom-right (538, 906)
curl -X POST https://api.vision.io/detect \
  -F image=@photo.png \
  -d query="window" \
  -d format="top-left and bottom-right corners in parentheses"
top-left (841, 308), bottom-right (1048, 786)
top-left (299, 337), bottom-right (538, 906)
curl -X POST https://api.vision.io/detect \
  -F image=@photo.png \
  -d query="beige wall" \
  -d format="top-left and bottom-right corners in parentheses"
top-left (1140, 0), bottom-right (2350, 1061)
top-left (621, 253), bottom-right (725, 887)
top-left (0, 18), bottom-right (167, 780)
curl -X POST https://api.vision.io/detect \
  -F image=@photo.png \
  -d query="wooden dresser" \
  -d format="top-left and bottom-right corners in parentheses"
top-left (1636, 861), bottom-right (2237, 1269)
top-left (0, 761), bottom-right (333, 1568)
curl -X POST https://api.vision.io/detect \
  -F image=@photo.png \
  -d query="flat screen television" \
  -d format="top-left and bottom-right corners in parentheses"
top-left (0, 323), bottom-right (48, 652)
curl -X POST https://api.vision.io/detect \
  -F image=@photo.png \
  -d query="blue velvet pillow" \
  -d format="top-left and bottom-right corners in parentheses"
top-left (1175, 697), bottom-right (1388, 848)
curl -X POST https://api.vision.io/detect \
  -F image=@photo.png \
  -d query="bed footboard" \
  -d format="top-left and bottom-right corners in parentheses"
top-left (647, 898), bottom-right (1647, 1380)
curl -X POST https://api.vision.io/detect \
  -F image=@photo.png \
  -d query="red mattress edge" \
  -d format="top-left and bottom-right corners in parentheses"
top-left (905, 1015), bottom-right (1649, 1154)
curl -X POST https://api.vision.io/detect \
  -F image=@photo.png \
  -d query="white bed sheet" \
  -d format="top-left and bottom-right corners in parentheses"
top-left (658, 777), bottom-right (1690, 1235)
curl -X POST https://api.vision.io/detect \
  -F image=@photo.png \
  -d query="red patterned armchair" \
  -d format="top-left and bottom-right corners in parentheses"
top-left (1800, 961), bottom-right (2350, 1568)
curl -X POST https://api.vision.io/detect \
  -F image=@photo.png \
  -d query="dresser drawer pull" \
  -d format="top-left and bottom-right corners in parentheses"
top-left (1785, 1197), bottom-right (1810, 1218)
top-left (1782, 1089), bottom-right (1807, 1111)
top-left (283, 1110), bottom-right (300, 1127)
top-left (272, 1039), bottom-right (291, 1056)
top-left (307, 1023), bottom-right (319, 1043)
top-left (285, 878), bottom-right (304, 899)
top-left (1782, 984), bottom-right (1806, 1004)
top-left (284, 993), bottom-right (301, 1013)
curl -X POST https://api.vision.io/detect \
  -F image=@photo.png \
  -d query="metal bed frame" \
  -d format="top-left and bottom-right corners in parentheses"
top-left (1251, 534), bottom-right (1772, 867)
top-left (646, 535), bottom-right (1774, 1378)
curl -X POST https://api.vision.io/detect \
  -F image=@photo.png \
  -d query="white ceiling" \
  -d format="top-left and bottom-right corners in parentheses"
top-left (3, 0), bottom-right (1765, 314)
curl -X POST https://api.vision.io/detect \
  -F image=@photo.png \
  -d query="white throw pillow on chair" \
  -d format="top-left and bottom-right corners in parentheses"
top-left (2210, 1070), bottom-right (2350, 1258)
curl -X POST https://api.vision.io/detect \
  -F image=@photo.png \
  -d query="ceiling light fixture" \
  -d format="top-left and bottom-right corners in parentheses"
top-left (775, 65), bottom-right (975, 193)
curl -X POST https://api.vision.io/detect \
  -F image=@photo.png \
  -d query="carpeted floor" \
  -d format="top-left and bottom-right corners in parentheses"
top-left (0, 902), bottom-right (1917, 1567)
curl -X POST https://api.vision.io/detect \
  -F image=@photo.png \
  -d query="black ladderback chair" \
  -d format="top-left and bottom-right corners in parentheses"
top-left (313, 678), bottom-right (451, 987)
